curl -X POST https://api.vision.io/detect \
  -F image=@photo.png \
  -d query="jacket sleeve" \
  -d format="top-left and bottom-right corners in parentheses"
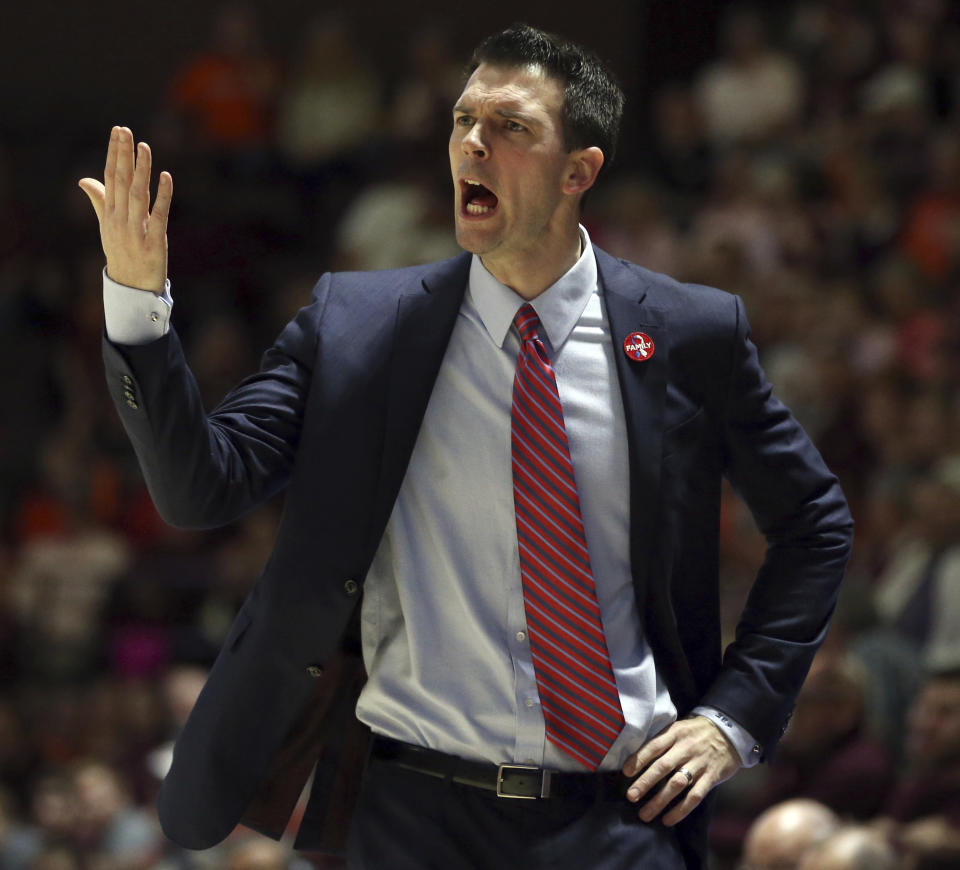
top-left (700, 294), bottom-right (854, 755)
top-left (102, 274), bottom-right (331, 529)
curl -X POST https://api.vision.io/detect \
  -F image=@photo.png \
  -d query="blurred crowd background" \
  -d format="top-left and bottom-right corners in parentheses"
top-left (2, 1), bottom-right (960, 868)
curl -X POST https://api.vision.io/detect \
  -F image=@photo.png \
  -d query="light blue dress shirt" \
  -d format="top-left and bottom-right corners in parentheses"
top-left (102, 226), bottom-right (759, 772)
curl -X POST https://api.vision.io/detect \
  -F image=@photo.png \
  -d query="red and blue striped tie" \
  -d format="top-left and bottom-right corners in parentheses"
top-left (511, 303), bottom-right (625, 769)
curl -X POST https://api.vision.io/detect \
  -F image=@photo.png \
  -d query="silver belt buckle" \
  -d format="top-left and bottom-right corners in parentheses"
top-left (496, 763), bottom-right (552, 799)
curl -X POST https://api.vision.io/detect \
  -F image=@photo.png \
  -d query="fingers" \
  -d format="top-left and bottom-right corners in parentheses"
top-left (113, 126), bottom-right (134, 222)
top-left (129, 141), bottom-right (152, 229)
top-left (147, 171), bottom-right (173, 246)
top-left (82, 126), bottom-right (172, 292)
top-left (661, 771), bottom-right (712, 827)
top-left (623, 725), bottom-right (674, 778)
top-left (623, 717), bottom-right (742, 827)
top-left (77, 178), bottom-right (106, 223)
top-left (625, 746), bottom-right (688, 823)
top-left (635, 765), bottom-right (705, 827)
top-left (104, 126), bottom-right (118, 212)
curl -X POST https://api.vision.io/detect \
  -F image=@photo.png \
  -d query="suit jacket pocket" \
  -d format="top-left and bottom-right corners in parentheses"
top-left (662, 407), bottom-right (704, 459)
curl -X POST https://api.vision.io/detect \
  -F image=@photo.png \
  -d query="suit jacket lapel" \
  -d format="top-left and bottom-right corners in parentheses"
top-left (597, 250), bottom-right (664, 602)
top-left (366, 253), bottom-right (472, 552)
top-left (596, 249), bottom-right (698, 707)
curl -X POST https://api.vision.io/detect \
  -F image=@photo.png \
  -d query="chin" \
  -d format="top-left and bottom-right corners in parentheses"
top-left (454, 223), bottom-right (498, 256)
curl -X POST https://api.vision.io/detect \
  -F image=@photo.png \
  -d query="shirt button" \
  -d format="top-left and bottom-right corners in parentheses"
top-left (516, 631), bottom-right (526, 642)
top-left (524, 698), bottom-right (535, 708)
top-left (150, 312), bottom-right (160, 323)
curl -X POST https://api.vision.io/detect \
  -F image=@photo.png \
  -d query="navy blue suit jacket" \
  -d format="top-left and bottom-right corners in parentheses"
top-left (103, 247), bottom-right (853, 865)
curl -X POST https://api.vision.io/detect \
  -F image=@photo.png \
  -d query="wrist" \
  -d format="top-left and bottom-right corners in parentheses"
top-left (105, 264), bottom-right (166, 295)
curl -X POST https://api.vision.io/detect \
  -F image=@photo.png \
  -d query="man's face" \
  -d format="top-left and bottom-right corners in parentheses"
top-left (449, 62), bottom-right (574, 265)
top-left (906, 677), bottom-right (960, 769)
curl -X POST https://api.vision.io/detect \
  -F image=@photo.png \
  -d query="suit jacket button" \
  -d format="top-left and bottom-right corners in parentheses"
top-left (126, 399), bottom-right (139, 409)
top-left (122, 375), bottom-right (133, 386)
top-left (343, 579), bottom-right (359, 595)
top-left (306, 665), bottom-right (324, 678)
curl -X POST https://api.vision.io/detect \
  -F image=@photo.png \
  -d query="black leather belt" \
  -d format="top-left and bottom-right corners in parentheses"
top-left (370, 735), bottom-right (631, 801)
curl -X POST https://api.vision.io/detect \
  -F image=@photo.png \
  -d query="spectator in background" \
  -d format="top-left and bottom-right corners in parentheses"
top-left (7, 466), bottom-right (131, 680)
top-left (388, 24), bottom-right (465, 151)
top-left (332, 163), bottom-right (458, 271)
top-left (710, 652), bottom-right (893, 860)
top-left (875, 457), bottom-right (960, 666)
top-left (759, 652), bottom-right (894, 818)
top-left (858, 9), bottom-right (936, 207)
top-left (146, 665), bottom-right (208, 786)
top-left (647, 84), bottom-right (713, 214)
top-left (795, 825), bottom-right (898, 870)
top-left (70, 759), bottom-right (162, 869)
top-left (881, 666), bottom-right (960, 868)
top-left (28, 846), bottom-right (84, 870)
top-left (787, 0), bottom-right (879, 120)
top-left (276, 14), bottom-right (381, 171)
top-left (275, 12), bottom-right (382, 230)
top-left (26, 773), bottom-right (78, 858)
top-left (167, 3), bottom-right (279, 157)
top-left (685, 156), bottom-right (820, 299)
top-left (740, 798), bottom-right (840, 870)
top-left (696, 4), bottom-right (804, 146)
top-left (899, 129), bottom-right (960, 287)
top-left (224, 837), bottom-right (313, 870)
top-left (588, 174), bottom-right (683, 277)
top-left (869, 256), bottom-right (950, 386)
top-left (0, 786), bottom-right (40, 870)
top-left (813, 577), bottom-right (923, 763)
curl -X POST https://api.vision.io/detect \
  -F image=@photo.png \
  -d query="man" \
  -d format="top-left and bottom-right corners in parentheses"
top-left (78, 24), bottom-right (852, 870)
top-left (741, 799), bottom-right (840, 870)
top-left (880, 666), bottom-right (960, 868)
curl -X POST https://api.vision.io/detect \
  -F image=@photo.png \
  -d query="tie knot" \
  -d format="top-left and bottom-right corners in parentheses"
top-left (513, 304), bottom-right (541, 343)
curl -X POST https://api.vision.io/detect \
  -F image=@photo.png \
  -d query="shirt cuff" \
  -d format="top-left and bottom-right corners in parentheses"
top-left (102, 268), bottom-right (172, 345)
top-left (691, 705), bottom-right (762, 767)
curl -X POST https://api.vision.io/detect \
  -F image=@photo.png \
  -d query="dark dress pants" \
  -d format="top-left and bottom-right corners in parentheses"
top-left (346, 754), bottom-right (687, 870)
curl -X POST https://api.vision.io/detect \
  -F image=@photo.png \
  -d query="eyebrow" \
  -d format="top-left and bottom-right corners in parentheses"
top-left (452, 104), bottom-right (541, 126)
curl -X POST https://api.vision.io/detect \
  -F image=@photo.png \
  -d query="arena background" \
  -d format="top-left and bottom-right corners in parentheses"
top-left (1, 1), bottom-right (959, 868)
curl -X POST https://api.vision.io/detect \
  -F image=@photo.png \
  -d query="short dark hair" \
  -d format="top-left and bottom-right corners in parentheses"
top-left (469, 23), bottom-right (624, 175)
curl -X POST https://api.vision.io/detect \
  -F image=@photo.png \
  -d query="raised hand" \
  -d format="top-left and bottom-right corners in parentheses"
top-left (78, 126), bottom-right (172, 294)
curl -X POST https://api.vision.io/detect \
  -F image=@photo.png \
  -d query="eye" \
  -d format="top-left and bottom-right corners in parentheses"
top-left (454, 115), bottom-right (474, 127)
top-left (505, 119), bottom-right (527, 132)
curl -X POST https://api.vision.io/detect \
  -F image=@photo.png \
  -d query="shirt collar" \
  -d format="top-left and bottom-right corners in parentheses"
top-left (468, 225), bottom-right (598, 351)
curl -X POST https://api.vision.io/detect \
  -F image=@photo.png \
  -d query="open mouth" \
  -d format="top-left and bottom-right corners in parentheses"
top-left (461, 179), bottom-right (499, 216)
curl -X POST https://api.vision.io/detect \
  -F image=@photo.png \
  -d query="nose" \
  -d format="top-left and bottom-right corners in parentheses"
top-left (461, 122), bottom-right (488, 159)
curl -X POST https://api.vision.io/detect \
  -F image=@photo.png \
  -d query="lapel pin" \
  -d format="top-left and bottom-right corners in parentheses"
top-left (623, 332), bottom-right (655, 362)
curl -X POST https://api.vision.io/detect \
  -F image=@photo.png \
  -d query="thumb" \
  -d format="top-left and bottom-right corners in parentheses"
top-left (78, 178), bottom-right (106, 223)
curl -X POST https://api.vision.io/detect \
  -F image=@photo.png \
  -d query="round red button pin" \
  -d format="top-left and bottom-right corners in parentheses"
top-left (623, 332), bottom-right (654, 361)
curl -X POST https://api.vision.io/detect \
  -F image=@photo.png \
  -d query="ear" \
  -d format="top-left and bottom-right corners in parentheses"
top-left (562, 146), bottom-right (605, 197)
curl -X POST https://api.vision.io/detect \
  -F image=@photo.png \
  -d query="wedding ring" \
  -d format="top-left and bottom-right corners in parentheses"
top-left (677, 766), bottom-right (694, 785)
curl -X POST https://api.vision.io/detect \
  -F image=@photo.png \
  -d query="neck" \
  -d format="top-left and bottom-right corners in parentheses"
top-left (480, 226), bottom-right (583, 300)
